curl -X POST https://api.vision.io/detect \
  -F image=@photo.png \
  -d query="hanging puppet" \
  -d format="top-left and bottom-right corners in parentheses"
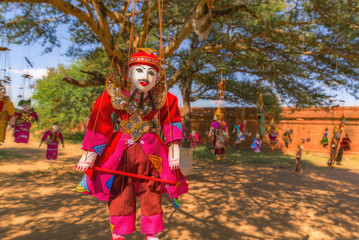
top-left (0, 85), bottom-right (15, 144)
top-left (267, 118), bottom-right (279, 148)
top-left (256, 93), bottom-right (266, 140)
top-left (13, 99), bottom-right (39, 143)
top-left (282, 128), bottom-right (292, 148)
top-left (321, 128), bottom-right (329, 147)
top-left (233, 120), bottom-right (246, 144)
top-left (208, 106), bottom-right (228, 160)
top-left (75, 49), bottom-right (188, 240)
top-left (335, 134), bottom-right (352, 165)
top-left (327, 115), bottom-right (346, 166)
top-left (188, 129), bottom-right (201, 149)
top-left (39, 124), bottom-right (64, 162)
top-left (327, 127), bottom-right (341, 166)
top-left (251, 133), bottom-right (262, 153)
top-left (294, 139), bottom-right (305, 173)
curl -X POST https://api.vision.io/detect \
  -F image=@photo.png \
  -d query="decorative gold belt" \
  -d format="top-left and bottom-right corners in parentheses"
top-left (119, 114), bottom-right (153, 141)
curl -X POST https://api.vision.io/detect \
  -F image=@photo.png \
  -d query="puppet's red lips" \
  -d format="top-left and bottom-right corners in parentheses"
top-left (140, 81), bottom-right (149, 86)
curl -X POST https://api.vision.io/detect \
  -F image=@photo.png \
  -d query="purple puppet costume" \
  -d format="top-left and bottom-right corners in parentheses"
top-left (208, 106), bottom-right (228, 160)
top-left (75, 49), bottom-right (188, 240)
top-left (13, 99), bottom-right (39, 143)
top-left (40, 126), bottom-right (64, 160)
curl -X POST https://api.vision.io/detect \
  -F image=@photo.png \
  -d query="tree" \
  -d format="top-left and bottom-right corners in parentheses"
top-left (1, 0), bottom-right (359, 132)
top-left (31, 61), bottom-right (102, 140)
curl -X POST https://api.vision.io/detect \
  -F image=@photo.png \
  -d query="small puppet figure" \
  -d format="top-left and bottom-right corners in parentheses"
top-left (208, 106), bottom-right (228, 160)
top-left (39, 124), bottom-right (64, 161)
top-left (335, 134), bottom-right (352, 165)
top-left (251, 133), bottom-right (262, 153)
top-left (282, 128), bottom-right (292, 148)
top-left (294, 139), bottom-right (305, 173)
top-left (340, 134), bottom-right (351, 151)
top-left (267, 119), bottom-right (279, 148)
top-left (13, 99), bottom-right (39, 143)
top-left (188, 129), bottom-right (201, 149)
top-left (256, 94), bottom-right (266, 140)
top-left (0, 85), bottom-right (15, 144)
top-left (75, 49), bottom-right (188, 240)
top-left (321, 128), bottom-right (329, 147)
top-left (214, 121), bottom-right (229, 160)
top-left (233, 120), bottom-right (246, 144)
top-left (327, 127), bottom-right (341, 166)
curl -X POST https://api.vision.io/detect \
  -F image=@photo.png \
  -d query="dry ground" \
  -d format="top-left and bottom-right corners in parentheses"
top-left (0, 133), bottom-right (359, 240)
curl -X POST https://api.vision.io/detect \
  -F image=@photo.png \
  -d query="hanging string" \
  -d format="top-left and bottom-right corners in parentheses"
top-left (158, 0), bottom-right (174, 158)
top-left (85, 0), bottom-right (130, 157)
top-left (145, 0), bottom-right (152, 48)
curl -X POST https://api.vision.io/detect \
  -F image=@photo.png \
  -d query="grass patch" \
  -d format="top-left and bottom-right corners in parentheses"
top-left (193, 145), bottom-right (316, 168)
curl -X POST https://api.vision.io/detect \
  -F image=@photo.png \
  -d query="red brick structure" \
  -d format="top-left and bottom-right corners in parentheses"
top-left (180, 107), bottom-right (359, 154)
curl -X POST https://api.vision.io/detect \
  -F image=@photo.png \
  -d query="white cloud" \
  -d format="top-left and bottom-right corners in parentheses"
top-left (9, 68), bottom-right (49, 79)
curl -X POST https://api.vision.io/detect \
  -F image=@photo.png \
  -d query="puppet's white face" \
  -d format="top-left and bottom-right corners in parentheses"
top-left (129, 65), bottom-right (158, 93)
top-left (52, 125), bottom-right (59, 132)
top-left (23, 104), bottom-right (31, 112)
top-left (0, 87), bottom-right (6, 98)
top-left (191, 130), bottom-right (196, 135)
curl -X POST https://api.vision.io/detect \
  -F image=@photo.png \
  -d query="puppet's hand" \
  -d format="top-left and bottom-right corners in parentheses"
top-left (39, 141), bottom-right (42, 148)
top-left (62, 143), bottom-right (65, 149)
top-left (76, 152), bottom-right (97, 171)
top-left (168, 144), bottom-right (180, 170)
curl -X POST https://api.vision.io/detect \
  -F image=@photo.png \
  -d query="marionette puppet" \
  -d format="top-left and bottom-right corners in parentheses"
top-left (335, 134), bottom-right (352, 165)
top-left (340, 134), bottom-right (351, 151)
top-left (251, 133), bottom-right (262, 153)
top-left (233, 120), bottom-right (246, 144)
top-left (256, 93), bottom-right (266, 140)
top-left (208, 107), bottom-right (228, 160)
top-left (321, 128), bottom-right (329, 147)
top-left (188, 129), bottom-right (201, 149)
top-left (13, 99), bottom-right (39, 143)
top-left (327, 127), bottom-right (341, 166)
top-left (0, 85), bottom-right (15, 144)
top-left (282, 128), bottom-right (292, 148)
top-left (267, 119), bottom-right (279, 148)
top-left (75, 49), bottom-right (188, 240)
top-left (294, 139), bottom-right (305, 173)
top-left (39, 124), bottom-right (64, 162)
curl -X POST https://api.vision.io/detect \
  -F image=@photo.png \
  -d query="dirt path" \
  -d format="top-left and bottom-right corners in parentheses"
top-left (1, 136), bottom-right (359, 240)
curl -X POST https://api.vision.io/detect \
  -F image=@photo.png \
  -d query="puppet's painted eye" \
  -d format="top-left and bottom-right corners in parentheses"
top-left (148, 71), bottom-right (155, 76)
top-left (136, 68), bottom-right (144, 73)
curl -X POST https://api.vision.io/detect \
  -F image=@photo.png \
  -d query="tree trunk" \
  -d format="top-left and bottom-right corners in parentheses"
top-left (179, 76), bottom-right (192, 148)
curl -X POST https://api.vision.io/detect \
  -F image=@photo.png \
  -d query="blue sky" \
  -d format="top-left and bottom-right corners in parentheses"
top-left (2, 40), bottom-right (359, 108)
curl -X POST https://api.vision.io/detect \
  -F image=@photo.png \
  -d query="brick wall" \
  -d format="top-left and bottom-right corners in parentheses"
top-left (180, 107), bottom-right (359, 154)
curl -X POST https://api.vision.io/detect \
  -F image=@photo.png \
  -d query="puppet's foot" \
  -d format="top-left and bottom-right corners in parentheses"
top-left (146, 234), bottom-right (159, 240)
top-left (112, 235), bottom-right (126, 240)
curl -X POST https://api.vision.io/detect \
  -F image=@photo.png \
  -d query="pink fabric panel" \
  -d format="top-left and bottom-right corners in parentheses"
top-left (141, 213), bottom-right (164, 234)
top-left (163, 124), bottom-right (183, 144)
top-left (87, 134), bottom-right (128, 201)
top-left (82, 129), bottom-right (109, 152)
top-left (140, 133), bottom-right (188, 200)
top-left (110, 213), bottom-right (136, 235)
top-left (81, 132), bottom-right (188, 202)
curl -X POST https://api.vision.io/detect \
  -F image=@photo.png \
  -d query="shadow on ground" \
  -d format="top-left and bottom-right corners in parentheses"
top-left (0, 146), bottom-right (359, 240)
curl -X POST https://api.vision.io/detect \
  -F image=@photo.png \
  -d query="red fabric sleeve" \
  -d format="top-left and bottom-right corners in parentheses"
top-left (87, 91), bottom-right (114, 139)
top-left (159, 93), bottom-right (182, 127)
